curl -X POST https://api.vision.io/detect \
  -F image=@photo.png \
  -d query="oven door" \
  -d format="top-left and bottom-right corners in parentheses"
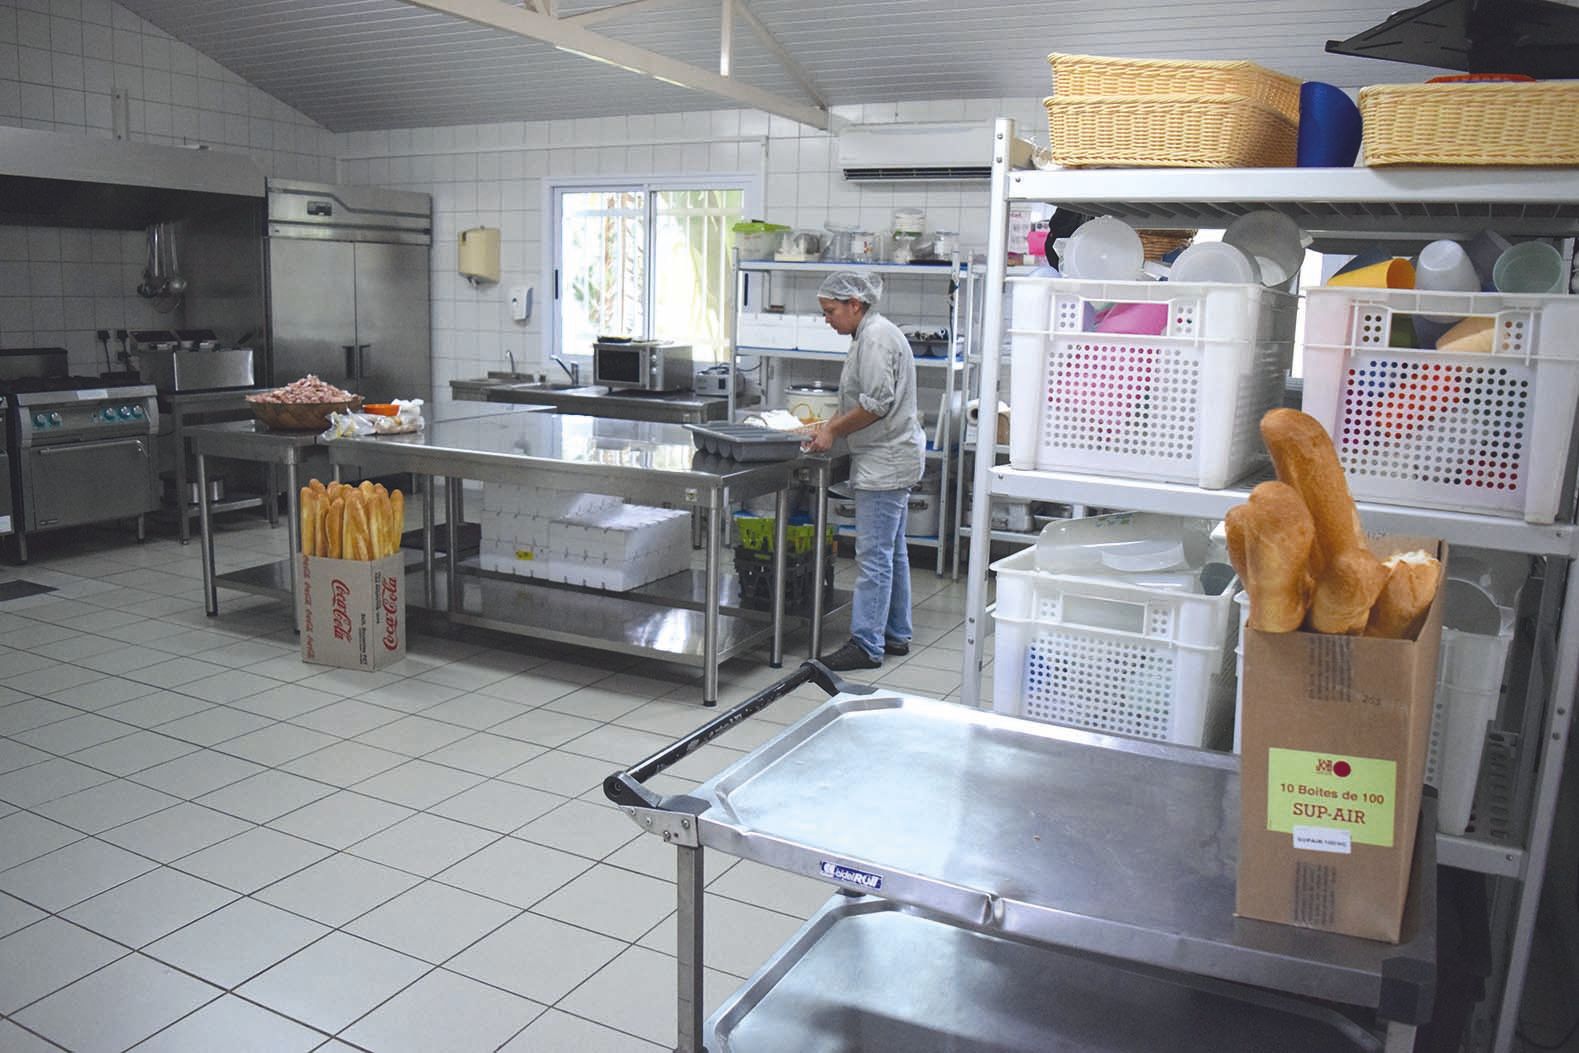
top-left (593, 345), bottom-right (653, 390)
top-left (22, 437), bottom-right (159, 531)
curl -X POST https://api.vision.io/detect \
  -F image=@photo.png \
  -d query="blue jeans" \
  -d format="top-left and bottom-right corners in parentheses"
top-left (850, 487), bottom-right (912, 659)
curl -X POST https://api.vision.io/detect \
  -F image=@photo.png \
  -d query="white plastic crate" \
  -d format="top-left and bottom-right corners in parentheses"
top-left (1007, 277), bottom-right (1297, 489)
top-left (1302, 287), bottom-right (1579, 523)
top-left (991, 547), bottom-right (1236, 747)
top-left (1231, 593), bottom-right (1511, 836)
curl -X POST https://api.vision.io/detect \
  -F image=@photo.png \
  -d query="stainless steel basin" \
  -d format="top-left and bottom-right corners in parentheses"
top-left (486, 371), bottom-right (542, 382)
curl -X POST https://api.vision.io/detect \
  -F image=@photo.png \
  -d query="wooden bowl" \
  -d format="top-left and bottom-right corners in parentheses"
top-left (247, 395), bottom-right (362, 431)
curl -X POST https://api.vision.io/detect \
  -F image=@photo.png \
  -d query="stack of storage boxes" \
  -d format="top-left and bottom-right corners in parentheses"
top-left (479, 483), bottom-right (691, 591)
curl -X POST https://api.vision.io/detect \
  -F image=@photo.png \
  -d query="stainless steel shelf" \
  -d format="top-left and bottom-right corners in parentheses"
top-left (737, 345), bottom-right (962, 369)
top-left (736, 260), bottom-right (960, 275)
top-left (213, 557), bottom-right (292, 601)
top-left (958, 524), bottom-right (1036, 544)
top-left (711, 895), bottom-right (1394, 1052)
top-left (1005, 166), bottom-right (1579, 238)
top-left (172, 490), bottom-right (271, 522)
top-left (991, 466), bottom-right (1579, 558)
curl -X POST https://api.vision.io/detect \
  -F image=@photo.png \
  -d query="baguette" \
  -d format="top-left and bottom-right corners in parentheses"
top-left (1365, 550), bottom-right (1442, 639)
top-left (324, 496), bottom-right (345, 559)
top-left (1225, 481), bottom-right (1316, 633)
top-left (372, 491), bottom-right (396, 558)
top-left (389, 489), bottom-right (405, 555)
top-left (299, 487), bottom-right (319, 557)
top-left (359, 480), bottom-right (377, 502)
top-left (1307, 547), bottom-right (1391, 635)
top-left (309, 478), bottom-right (327, 494)
top-left (344, 490), bottom-right (373, 561)
top-left (1260, 408), bottom-right (1366, 575)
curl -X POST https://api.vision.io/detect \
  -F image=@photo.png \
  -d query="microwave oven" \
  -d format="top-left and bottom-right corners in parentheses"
top-left (592, 338), bottom-right (694, 392)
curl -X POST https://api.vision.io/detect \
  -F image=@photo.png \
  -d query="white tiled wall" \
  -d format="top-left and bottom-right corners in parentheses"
top-left (0, 0), bottom-right (336, 176)
top-left (335, 97), bottom-right (1048, 422)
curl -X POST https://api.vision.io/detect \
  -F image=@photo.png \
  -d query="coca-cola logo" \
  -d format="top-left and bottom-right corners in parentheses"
top-left (381, 575), bottom-right (400, 651)
top-left (331, 579), bottom-right (352, 641)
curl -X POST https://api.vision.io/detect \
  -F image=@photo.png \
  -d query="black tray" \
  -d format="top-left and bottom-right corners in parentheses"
top-left (686, 423), bottom-right (804, 462)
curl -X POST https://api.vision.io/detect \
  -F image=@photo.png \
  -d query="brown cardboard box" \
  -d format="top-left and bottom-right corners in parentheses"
top-left (298, 553), bottom-right (405, 671)
top-left (1236, 536), bottom-right (1445, 943)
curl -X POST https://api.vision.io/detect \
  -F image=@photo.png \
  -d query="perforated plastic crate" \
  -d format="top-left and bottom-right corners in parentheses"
top-left (1303, 287), bottom-right (1579, 523)
top-left (1008, 277), bottom-right (1297, 489)
top-left (991, 547), bottom-right (1236, 747)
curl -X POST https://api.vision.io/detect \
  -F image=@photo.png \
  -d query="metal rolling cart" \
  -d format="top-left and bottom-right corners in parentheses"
top-left (322, 411), bottom-right (846, 706)
top-left (960, 118), bottom-right (1579, 1051)
top-left (606, 661), bottom-right (1438, 1052)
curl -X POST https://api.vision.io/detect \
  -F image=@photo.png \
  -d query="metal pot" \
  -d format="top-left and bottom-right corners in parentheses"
top-left (786, 383), bottom-right (839, 425)
top-left (169, 476), bottom-right (225, 506)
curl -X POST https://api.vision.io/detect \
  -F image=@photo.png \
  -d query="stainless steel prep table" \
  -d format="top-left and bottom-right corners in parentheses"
top-left (189, 421), bottom-right (331, 630)
top-left (606, 664), bottom-right (1437, 1052)
top-left (450, 376), bottom-right (730, 424)
top-left (323, 412), bottom-right (842, 705)
top-left (163, 388), bottom-right (278, 543)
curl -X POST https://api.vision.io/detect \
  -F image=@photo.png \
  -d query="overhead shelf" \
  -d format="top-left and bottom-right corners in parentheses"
top-left (737, 345), bottom-right (962, 369)
top-left (1005, 165), bottom-right (1579, 238)
top-left (991, 466), bottom-right (1579, 558)
top-left (736, 260), bottom-right (961, 275)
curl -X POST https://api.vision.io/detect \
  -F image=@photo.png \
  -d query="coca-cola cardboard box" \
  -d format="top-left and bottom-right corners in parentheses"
top-left (298, 553), bottom-right (405, 671)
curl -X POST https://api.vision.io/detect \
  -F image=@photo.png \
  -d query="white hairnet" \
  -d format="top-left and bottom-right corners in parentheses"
top-left (817, 271), bottom-right (883, 304)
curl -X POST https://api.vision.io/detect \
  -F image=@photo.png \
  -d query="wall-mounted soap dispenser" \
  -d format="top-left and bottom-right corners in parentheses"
top-left (458, 227), bottom-right (500, 286)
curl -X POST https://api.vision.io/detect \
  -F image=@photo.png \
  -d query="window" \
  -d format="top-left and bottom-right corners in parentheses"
top-left (552, 180), bottom-right (747, 365)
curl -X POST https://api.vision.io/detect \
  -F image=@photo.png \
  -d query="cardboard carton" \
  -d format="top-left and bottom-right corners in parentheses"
top-left (1236, 536), bottom-right (1445, 943)
top-left (299, 553), bottom-right (405, 671)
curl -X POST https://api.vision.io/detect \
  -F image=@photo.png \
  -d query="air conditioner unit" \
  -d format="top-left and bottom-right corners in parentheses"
top-left (836, 122), bottom-right (994, 182)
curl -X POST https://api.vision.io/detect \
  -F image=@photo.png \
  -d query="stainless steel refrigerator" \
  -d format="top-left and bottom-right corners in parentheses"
top-left (264, 179), bottom-right (432, 405)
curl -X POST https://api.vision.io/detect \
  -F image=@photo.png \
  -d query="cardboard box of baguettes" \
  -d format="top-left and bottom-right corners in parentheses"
top-left (1229, 410), bottom-right (1445, 943)
top-left (297, 479), bottom-right (406, 671)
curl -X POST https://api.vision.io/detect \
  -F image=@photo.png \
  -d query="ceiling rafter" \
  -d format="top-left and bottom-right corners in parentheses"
top-left (564, 0), bottom-right (686, 27)
top-left (401, 0), bottom-right (828, 127)
top-left (734, 0), bottom-right (827, 110)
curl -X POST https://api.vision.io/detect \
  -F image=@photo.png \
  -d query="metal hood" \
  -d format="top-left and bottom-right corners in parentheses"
top-left (0, 126), bottom-right (266, 230)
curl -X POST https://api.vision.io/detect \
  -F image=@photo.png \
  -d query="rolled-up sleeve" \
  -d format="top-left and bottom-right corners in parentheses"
top-left (854, 330), bottom-right (905, 416)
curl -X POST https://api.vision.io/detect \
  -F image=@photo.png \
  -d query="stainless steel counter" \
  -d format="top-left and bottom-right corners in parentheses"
top-left (323, 411), bottom-right (840, 704)
top-left (450, 376), bottom-right (729, 424)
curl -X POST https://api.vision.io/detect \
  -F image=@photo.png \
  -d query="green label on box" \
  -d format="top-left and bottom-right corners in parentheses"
top-left (1266, 747), bottom-right (1396, 850)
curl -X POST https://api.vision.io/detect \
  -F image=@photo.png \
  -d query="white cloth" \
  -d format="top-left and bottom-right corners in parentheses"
top-left (838, 310), bottom-right (925, 491)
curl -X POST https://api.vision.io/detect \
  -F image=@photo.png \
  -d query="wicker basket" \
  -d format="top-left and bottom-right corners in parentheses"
top-left (248, 396), bottom-right (362, 431)
top-left (1045, 94), bottom-right (1297, 168)
top-left (1358, 81), bottom-right (1579, 166)
top-left (1048, 53), bottom-right (1302, 123)
top-left (1139, 229), bottom-right (1197, 260)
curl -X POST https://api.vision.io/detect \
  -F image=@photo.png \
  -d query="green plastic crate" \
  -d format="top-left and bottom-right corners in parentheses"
top-left (734, 516), bottom-right (833, 556)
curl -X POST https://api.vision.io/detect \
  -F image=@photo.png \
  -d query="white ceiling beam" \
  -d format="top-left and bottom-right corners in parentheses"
top-left (563, 0), bottom-right (680, 27)
top-left (719, 0), bottom-right (733, 77)
top-left (734, 0), bottom-right (827, 111)
top-left (403, 0), bottom-right (828, 128)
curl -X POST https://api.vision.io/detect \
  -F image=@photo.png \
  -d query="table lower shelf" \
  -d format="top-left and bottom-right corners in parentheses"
top-left (708, 895), bottom-right (1385, 1053)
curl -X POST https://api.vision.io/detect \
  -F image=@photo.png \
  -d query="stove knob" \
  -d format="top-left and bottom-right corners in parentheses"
top-left (118, 406), bottom-right (133, 419)
top-left (101, 408), bottom-right (117, 422)
top-left (130, 405), bottom-right (145, 419)
top-left (32, 413), bottom-right (46, 428)
top-left (47, 412), bottom-right (62, 427)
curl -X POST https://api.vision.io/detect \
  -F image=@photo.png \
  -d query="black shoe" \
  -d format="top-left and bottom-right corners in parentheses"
top-left (884, 640), bottom-right (910, 656)
top-left (819, 640), bottom-right (882, 671)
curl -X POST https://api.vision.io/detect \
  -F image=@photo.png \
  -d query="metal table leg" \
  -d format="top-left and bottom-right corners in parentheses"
top-left (676, 845), bottom-right (705, 1053)
top-left (285, 462), bottom-right (300, 633)
top-left (175, 412), bottom-right (191, 544)
top-left (265, 464), bottom-right (279, 527)
top-left (702, 492), bottom-right (723, 707)
top-left (197, 453), bottom-right (218, 616)
top-left (421, 474), bottom-right (436, 610)
top-left (810, 463), bottom-right (829, 657)
top-left (770, 489), bottom-right (788, 669)
top-left (445, 476), bottom-right (463, 614)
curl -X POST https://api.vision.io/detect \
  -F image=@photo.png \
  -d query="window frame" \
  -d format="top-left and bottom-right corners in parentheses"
top-left (545, 172), bottom-right (762, 368)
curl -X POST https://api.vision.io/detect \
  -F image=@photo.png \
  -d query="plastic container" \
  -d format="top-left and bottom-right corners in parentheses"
top-left (992, 546), bottom-right (1237, 747)
top-left (733, 221), bottom-right (789, 260)
top-left (1222, 210), bottom-right (1308, 287)
top-left (1034, 511), bottom-right (1212, 574)
top-left (1302, 286), bottom-right (1579, 522)
top-left (892, 207), bottom-right (926, 236)
top-left (1008, 276), bottom-right (1298, 489)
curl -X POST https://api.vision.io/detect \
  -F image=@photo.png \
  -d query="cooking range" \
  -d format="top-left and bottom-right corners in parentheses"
top-left (0, 348), bottom-right (160, 562)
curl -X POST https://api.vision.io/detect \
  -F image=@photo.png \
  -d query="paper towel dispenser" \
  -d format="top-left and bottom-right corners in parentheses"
top-left (459, 227), bottom-right (500, 286)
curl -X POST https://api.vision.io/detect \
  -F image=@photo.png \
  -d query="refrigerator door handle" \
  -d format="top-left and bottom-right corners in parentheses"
top-left (342, 345), bottom-right (357, 380)
top-left (357, 343), bottom-right (371, 377)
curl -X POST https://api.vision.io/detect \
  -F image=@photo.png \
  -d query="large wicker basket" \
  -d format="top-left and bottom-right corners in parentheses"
top-left (1139, 229), bottom-right (1197, 260)
top-left (1048, 53), bottom-right (1302, 123)
top-left (1045, 94), bottom-right (1297, 168)
top-left (248, 395), bottom-right (362, 431)
top-left (1358, 81), bottom-right (1579, 166)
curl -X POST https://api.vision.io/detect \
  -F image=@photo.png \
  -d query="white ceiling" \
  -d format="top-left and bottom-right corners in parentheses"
top-left (115, 0), bottom-right (1447, 131)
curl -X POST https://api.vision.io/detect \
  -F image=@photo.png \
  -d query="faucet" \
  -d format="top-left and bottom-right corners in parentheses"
top-left (505, 349), bottom-right (516, 374)
top-left (550, 355), bottom-right (579, 385)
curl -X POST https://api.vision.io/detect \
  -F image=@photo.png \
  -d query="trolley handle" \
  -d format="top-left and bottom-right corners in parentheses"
top-left (603, 660), bottom-right (865, 810)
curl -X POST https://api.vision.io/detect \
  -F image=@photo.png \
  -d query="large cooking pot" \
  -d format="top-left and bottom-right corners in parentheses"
top-left (786, 383), bottom-right (839, 425)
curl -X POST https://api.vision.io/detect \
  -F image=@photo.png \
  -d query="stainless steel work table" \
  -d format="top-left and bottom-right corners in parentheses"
top-left (607, 666), bottom-right (1437, 1052)
top-left (189, 421), bottom-right (330, 630)
top-left (323, 412), bottom-right (841, 705)
top-left (450, 376), bottom-right (730, 424)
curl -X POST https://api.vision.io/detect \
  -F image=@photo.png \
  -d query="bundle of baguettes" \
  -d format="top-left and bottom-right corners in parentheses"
top-left (298, 479), bottom-right (404, 561)
top-left (1226, 409), bottom-right (1441, 638)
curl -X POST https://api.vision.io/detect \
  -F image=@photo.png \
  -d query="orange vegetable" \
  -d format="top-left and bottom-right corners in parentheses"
top-left (363, 403), bottom-right (399, 416)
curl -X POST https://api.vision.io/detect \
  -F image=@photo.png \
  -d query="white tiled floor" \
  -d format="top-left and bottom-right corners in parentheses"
top-left (0, 515), bottom-right (990, 1051)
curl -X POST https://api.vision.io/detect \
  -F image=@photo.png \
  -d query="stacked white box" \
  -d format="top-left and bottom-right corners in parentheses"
top-left (478, 485), bottom-right (691, 591)
top-left (795, 316), bottom-right (850, 353)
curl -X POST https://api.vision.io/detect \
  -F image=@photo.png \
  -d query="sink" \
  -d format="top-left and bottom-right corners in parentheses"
top-left (486, 371), bottom-right (543, 382)
top-left (503, 381), bottom-right (609, 395)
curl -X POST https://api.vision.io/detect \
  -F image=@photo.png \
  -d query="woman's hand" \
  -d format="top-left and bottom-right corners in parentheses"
top-left (801, 422), bottom-right (835, 453)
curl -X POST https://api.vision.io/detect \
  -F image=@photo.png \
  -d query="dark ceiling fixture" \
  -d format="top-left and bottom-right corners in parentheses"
top-left (1325, 0), bottom-right (1579, 77)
